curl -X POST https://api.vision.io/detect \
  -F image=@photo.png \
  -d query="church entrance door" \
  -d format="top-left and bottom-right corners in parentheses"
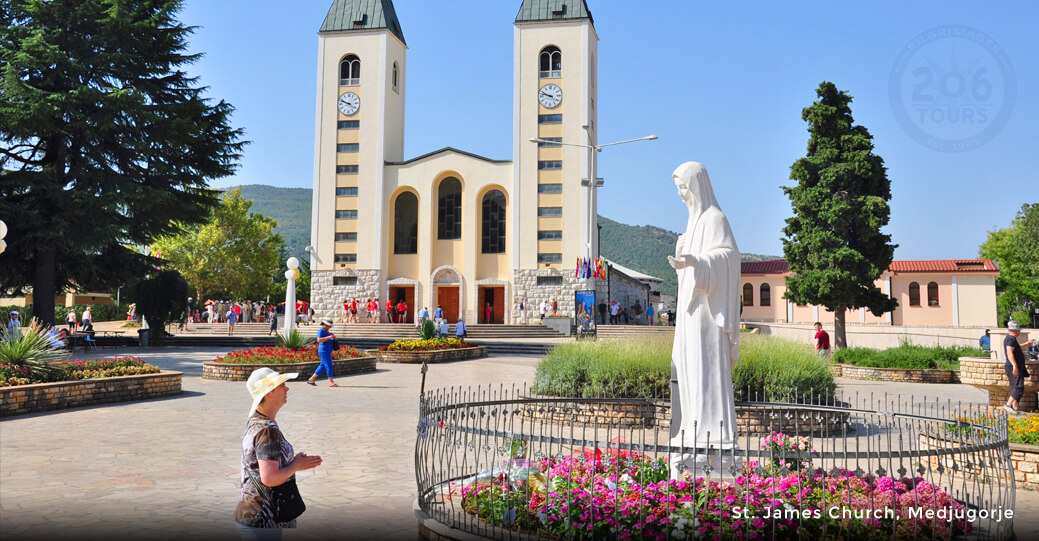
top-left (478, 286), bottom-right (504, 324)
top-left (390, 286), bottom-right (415, 324)
top-left (436, 286), bottom-right (459, 324)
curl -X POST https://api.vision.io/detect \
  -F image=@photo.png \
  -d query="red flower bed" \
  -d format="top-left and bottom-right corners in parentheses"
top-left (213, 345), bottom-right (365, 365)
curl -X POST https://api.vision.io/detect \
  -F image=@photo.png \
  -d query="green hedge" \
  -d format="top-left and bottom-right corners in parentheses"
top-left (832, 344), bottom-right (986, 371)
top-left (532, 334), bottom-right (835, 402)
top-left (3, 303), bottom-right (130, 324)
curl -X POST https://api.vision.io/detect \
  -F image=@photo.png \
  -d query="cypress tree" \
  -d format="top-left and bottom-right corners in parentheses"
top-left (782, 81), bottom-right (898, 349)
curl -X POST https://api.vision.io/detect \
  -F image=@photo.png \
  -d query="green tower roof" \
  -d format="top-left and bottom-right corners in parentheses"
top-left (320, 0), bottom-right (406, 45)
top-left (515, 0), bottom-right (594, 25)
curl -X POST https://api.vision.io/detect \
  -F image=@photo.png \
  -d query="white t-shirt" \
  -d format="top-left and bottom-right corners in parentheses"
top-left (539, 302), bottom-right (547, 315)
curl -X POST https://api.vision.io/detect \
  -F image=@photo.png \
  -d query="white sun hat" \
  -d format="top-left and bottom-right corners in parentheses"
top-left (246, 367), bottom-right (298, 417)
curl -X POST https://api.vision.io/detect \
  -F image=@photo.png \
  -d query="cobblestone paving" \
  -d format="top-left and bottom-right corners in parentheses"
top-left (2, 346), bottom-right (1038, 539)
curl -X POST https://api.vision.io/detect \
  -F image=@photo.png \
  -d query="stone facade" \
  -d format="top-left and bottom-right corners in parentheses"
top-left (201, 357), bottom-right (376, 381)
top-left (311, 269), bottom-right (382, 320)
top-left (595, 265), bottom-right (651, 324)
top-left (830, 364), bottom-right (960, 384)
top-left (1011, 443), bottom-right (1039, 490)
top-left (368, 346), bottom-right (487, 364)
top-left (0, 371), bottom-right (183, 417)
top-left (959, 357), bottom-right (1039, 412)
top-left (511, 269), bottom-right (595, 324)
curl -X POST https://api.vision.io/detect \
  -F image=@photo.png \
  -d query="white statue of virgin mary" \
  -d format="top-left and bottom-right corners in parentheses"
top-left (667, 162), bottom-right (741, 477)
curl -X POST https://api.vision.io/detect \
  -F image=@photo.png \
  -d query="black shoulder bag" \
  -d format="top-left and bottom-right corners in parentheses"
top-left (331, 337), bottom-right (340, 351)
top-left (247, 469), bottom-right (306, 523)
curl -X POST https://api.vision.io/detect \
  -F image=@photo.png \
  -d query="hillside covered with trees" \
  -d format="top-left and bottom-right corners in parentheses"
top-left (233, 185), bottom-right (777, 298)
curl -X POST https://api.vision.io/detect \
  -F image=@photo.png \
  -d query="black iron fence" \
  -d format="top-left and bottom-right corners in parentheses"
top-left (415, 385), bottom-right (1014, 540)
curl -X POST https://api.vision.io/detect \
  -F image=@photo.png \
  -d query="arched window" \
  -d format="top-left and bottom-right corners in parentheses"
top-left (481, 190), bottom-right (506, 253)
top-left (927, 282), bottom-right (939, 306)
top-left (393, 192), bottom-right (417, 254)
top-left (539, 46), bottom-right (561, 78)
top-left (339, 54), bottom-right (360, 85)
top-left (392, 62), bottom-right (399, 92)
top-left (742, 283), bottom-right (754, 306)
top-left (437, 177), bottom-right (462, 240)
top-left (908, 282), bottom-right (920, 306)
top-left (760, 283), bottom-right (771, 307)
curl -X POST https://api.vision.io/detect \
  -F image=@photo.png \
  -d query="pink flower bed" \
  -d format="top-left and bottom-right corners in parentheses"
top-left (458, 432), bottom-right (972, 540)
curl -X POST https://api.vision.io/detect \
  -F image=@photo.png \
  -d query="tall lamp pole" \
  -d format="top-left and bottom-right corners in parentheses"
top-left (284, 257), bottom-right (299, 337)
top-left (529, 134), bottom-right (657, 260)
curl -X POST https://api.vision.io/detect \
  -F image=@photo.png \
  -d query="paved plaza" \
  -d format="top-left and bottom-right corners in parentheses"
top-left (2, 345), bottom-right (1039, 540)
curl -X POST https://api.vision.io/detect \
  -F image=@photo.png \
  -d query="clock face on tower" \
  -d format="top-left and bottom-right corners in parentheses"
top-left (337, 92), bottom-right (360, 115)
top-left (538, 84), bottom-right (562, 108)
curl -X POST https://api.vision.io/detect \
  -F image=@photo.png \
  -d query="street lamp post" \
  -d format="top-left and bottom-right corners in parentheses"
top-left (284, 257), bottom-right (299, 337)
top-left (529, 134), bottom-right (657, 261)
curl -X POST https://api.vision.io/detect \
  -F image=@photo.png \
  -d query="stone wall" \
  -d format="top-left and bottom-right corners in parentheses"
top-left (959, 357), bottom-right (1039, 412)
top-left (368, 346), bottom-right (487, 364)
top-left (747, 322), bottom-right (1004, 349)
top-left (830, 364), bottom-right (960, 383)
top-left (519, 398), bottom-right (849, 436)
top-left (512, 269), bottom-right (594, 324)
top-left (310, 269), bottom-right (382, 320)
top-left (201, 357), bottom-right (376, 381)
top-left (1011, 443), bottom-right (1039, 490)
top-left (0, 371), bottom-right (183, 417)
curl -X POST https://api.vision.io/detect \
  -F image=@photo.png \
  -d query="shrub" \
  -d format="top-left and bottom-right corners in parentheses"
top-left (532, 336), bottom-right (671, 398)
top-left (274, 329), bottom-right (315, 350)
top-left (0, 318), bottom-right (66, 380)
top-left (3, 303), bottom-right (133, 325)
top-left (417, 319), bottom-right (436, 340)
top-left (0, 355), bottom-right (160, 387)
top-left (733, 335), bottom-right (835, 403)
top-left (832, 344), bottom-right (985, 371)
top-left (532, 334), bottom-right (835, 402)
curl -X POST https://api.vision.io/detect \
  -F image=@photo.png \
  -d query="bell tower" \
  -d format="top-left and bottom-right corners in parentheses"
top-left (512, 1), bottom-right (598, 272)
top-left (311, 0), bottom-right (407, 315)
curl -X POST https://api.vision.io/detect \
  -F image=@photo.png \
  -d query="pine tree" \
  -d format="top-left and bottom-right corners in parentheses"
top-left (0, 0), bottom-right (245, 324)
top-left (782, 82), bottom-right (898, 349)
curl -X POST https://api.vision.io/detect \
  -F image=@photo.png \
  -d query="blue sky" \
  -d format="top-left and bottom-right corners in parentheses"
top-left (179, 0), bottom-right (1036, 260)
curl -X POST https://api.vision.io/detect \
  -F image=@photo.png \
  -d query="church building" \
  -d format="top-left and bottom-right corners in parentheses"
top-left (309, 0), bottom-right (601, 323)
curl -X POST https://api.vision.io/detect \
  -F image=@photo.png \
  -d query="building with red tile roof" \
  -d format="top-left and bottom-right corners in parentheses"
top-left (740, 259), bottom-right (999, 327)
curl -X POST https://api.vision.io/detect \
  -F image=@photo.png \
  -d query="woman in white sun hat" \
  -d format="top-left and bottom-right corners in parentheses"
top-left (234, 368), bottom-right (322, 538)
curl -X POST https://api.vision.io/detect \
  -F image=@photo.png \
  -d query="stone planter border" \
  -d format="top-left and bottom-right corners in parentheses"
top-left (917, 433), bottom-right (1036, 489)
top-left (518, 397), bottom-right (849, 436)
top-left (1011, 442), bottom-right (1039, 490)
top-left (201, 356), bottom-right (376, 381)
top-left (367, 346), bottom-right (488, 364)
top-left (830, 363), bottom-right (959, 384)
top-left (543, 317), bottom-right (572, 336)
top-left (0, 370), bottom-right (183, 417)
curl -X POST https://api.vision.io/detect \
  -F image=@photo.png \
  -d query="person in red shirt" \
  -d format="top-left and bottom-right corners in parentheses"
top-left (396, 300), bottom-right (407, 323)
top-left (373, 298), bottom-right (380, 324)
top-left (813, 322), bottom-right (831, 358)
top-left (386, 299), bottom-right (395, 324)
top-left (342, 299), bottom-right (350, 323)
top-left (349, 298), bottom-right (358, 324)
top-left (484, 303), bottom-right (493, 324)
